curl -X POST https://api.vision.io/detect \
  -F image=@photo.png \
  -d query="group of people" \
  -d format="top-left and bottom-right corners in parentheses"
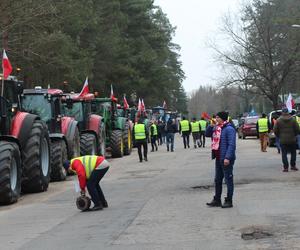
top-left (256, 108), bottom-right (300, 172)
top-left (62, 108), bottom-right (299, 213)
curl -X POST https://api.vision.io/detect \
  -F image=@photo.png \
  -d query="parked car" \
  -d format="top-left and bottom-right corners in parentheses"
top-left (238, 116), bottom-right (259, 139)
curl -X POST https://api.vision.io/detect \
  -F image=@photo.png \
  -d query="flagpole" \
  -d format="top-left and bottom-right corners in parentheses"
top-left (1, 74), bottom-right (4, 96)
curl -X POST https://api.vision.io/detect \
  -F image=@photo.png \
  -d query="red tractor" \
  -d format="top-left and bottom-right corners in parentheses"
top-left (21, 87), bottom-right (80, 181)
top-left (62, 93), bottom-right (106, 156)
top-left (0, 77), bottom-right (50, 205)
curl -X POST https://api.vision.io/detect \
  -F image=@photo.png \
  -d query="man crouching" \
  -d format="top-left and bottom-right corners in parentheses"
top-left (64, 155), bottom-right (109, 211)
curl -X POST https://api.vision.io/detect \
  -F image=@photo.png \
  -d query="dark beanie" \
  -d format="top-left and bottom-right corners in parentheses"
top-left (216, 111), bottom-right (228, 121)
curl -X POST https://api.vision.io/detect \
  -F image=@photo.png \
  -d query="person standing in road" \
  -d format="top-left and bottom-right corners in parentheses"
top-left (150, 120), bottom-right (158, 152)
top-left (63, 155), bottom-right (110, 211)
top-left (191, 117), bottom-right (201, 148)
top-left (133, 118), bottom-right (149, 162)
top-left (296, 114), bottom-right (300, 154)
top-left (206, 111), bottom-right (236, 208)
top-left (157, 120), bottom-right (163, 145)
top-left (274, 108), bottom-right (300, 172)
top-left (179, 116), bottom-right (191, 149)
top-left (199, 117), bottom-right (208, 148)
top-left (166, 118), bottom-right (177, 152)
top-left (256, 113), bottom-right (271, 152)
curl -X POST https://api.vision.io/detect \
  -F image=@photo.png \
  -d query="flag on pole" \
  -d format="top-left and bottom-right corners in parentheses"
top-left (2, 49), bottom-right (13, 79)
top-left (141, 99), bottom-right (145, 112)
top-left (123, 95), bottom-right (129, 109)
top-left (286, 93), bottom-right (295, 112)
top-left (110, 84), bottom-right (117, 102)
top-left (162, 100), bottom-right (167, 109)
top-left (78, 77), bottom-right (89, 97)
top-left (137, 98), bottom-right (142, 111)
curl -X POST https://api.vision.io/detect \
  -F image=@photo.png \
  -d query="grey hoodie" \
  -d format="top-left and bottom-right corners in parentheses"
top-left (274, 115), bottom-right (300, 144)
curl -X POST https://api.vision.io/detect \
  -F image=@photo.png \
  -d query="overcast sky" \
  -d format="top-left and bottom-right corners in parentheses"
top-left (154, 0), bottom-right (241, 93)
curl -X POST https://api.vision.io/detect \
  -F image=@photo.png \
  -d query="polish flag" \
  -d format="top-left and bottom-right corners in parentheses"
top-left (2, 49), bottom-right (13, 79)
top-left (110, 84), bottom-right (117, 102)
top-left (137, 98), bottom-right (142, 111)
top-left (123, 95), bottom-right (129, 109)
top-left (141, 99), bottom-right (145, 112)
top-left (286, 93), bottom-right (295, 112)
top-left (78, 77), bottom-right (89, 97)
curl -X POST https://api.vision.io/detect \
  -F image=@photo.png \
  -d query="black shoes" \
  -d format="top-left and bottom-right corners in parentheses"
top-left (221, 198), bottom-right (233, 208)
top-left (207, 197), bottom-right (233, 208)
top-left (206, 197), bottom-right (222, 207)
top-left (144, 157), bottom-right (148, 162)
top-left (102, 200), bottom-right (108, 208)
top-left (91, 204), bottom-right (103, 211)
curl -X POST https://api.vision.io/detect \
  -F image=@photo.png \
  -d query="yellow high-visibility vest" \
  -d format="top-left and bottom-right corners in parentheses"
top-left (134, 124), bottom-right (146, 140)
top-left (71, 156), bottom-right (98, 179)
top-left (191, 121), bottom-right (200, 132)
top-left (180, 120), bottom-right (190, 132)
top-left (150, 124), bottom-right (158, 136)
top-left (199, 120), bottom-right (207, 131)
top-left (258, 118), bottom-right (268, 133)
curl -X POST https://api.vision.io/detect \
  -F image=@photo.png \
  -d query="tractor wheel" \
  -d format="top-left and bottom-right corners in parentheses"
top-left (21, 120), bottom-right (50, 193)
top-left (99, 124), bottom-right (106, 157)
top-left (123, 123), bottom-right (132, 156)
top-left (111, 130), bottom-right (124, 158)
top-left (0, 141), bottom-right (21, 205)
top-left (69, 127), bottom-right (80, 158)
top-left (80, 133), bottom-right (97, 155)
top-left (50, 140), bottom-right (68, 181)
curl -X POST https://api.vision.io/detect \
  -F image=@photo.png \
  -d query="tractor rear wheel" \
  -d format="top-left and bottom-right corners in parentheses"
top-left (50, 140), bottom-right (68, 181)
top-left (123, 123), bottom-right (132, 155)
top-left (80, 133), bottom-right (97, 155)
top-left (21, 120), bottom-right (50, 193)
top-left (0, 141), bottom-right (21, 205)
top-left (111, 130), bottom-right (124, 158)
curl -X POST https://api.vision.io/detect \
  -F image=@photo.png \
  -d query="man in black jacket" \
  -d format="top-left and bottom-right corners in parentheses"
top-left (166, 118), bottom-right (177, 152)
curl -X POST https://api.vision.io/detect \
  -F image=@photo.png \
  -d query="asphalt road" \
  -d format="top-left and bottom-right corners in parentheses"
top-left (1, 135), bottom-right (300, 250)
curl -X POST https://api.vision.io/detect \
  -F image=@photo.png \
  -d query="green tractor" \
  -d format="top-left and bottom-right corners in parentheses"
top-left (91, 97), bottom-right (133, 158)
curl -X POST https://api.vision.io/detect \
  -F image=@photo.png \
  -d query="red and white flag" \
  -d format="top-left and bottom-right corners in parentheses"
top-left (123, 95), bottom-right (129, 109)
top-left (110, 84), bottom-right (117, 102)
top-left (286, 93), bottom-right (295, 112)
top-left (78, 77), bottom-right (89, 97)
top-left (137, 98), bottom-right (142, 111)
top-left (141, 99), bottom-right (145, 112)
top-left (2, 49), bottom-right (13, 79)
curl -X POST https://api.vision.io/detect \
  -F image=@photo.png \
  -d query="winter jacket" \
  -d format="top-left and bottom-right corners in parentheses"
top-left (205, 123), bottom-right (236, 162)
top-left (273, 115), bottom-right (300, 145)
top-left (166, 121), bottom-right (177, 133)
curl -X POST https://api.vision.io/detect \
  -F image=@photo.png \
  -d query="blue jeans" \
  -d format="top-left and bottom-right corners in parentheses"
top-left (275, 137), bottom-right (281, 152)
top-left (215, 159), bottom-right (234, 200)
top-left (166, 133), bottom-right (174, 151)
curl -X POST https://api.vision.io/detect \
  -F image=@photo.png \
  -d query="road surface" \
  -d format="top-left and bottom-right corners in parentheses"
top-left (1, 135), bottom-right (300, 250)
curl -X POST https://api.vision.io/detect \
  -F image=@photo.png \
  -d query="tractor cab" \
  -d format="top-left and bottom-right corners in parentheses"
top-left (21, 87), bottom-right (64, 133)
top-left (0, 77), bottom-right (23, 134)
top-left (63, 93), bottom-right (94, 132)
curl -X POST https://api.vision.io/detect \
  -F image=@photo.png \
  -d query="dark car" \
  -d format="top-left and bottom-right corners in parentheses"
top-left (238, 116), bottom-right (259, 139)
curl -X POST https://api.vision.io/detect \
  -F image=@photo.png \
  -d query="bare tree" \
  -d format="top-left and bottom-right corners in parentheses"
top-left (212, 0), bottom-right (300, 109)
